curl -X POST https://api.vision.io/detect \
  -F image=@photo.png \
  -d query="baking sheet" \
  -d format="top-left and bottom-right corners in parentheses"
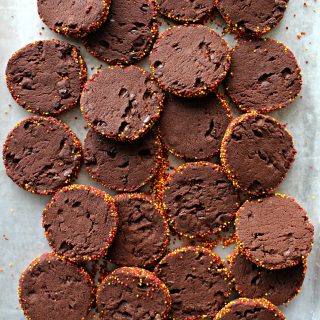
top-left (0, 0), bottom-right (319, 319)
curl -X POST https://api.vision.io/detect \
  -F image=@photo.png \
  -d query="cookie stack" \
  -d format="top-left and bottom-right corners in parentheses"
top-left (3, 0), bottom-right (314, 319)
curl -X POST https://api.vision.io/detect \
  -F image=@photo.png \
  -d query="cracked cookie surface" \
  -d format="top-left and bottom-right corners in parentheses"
top-left (3, 116), bottom-right (82, 195)
top-left (108, 193), bottom-right (169, 267)
top-left (84, 128), bottom-right (160, 191)
top-left (19, 253), bottom-right (94, 320)
top-left (221, 113), bottom-right (296, 196)
top-left (6, 40), bottom-right (87, 115)
top-left (235, 195), bottom-right (314, 269)
top-left (43, 185), bottom-right (118, 261)
top-left (155, 246), bottom-right (231, 319)
top-left (149, 25), bottom-right (230, 97)
top-left (163, 162), bottom-right (240, 238)
top-left (225, 39), bottom-right (301, 113)
top-left (81, 66), bottom-right (164, 141)
top-left (83, 0), bottom-right (158, 65)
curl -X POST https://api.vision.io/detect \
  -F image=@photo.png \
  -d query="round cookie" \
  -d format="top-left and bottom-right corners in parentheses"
top-left (229, 248), bottom-right (306, 305)
top-left (81, 66), bottom-right (164, 141)
top-left (235, 194), bottom-right (314, 270)
top-left (3, 116), bottom-right (82, 195)
top-left (6, 40), bottom-right (87, 116)
top-left (37, 0), bottom-right (110, 38)
top-left (96, 267), bottom-right (171, 320)
top-left (155, 0), bottom-right (215, 23)
top-left (221, 113), bottom-right (296, 196)
top-left (107, 193), bottom-right (169, 267)
top-left (163, 162), bottom-right (240, 238)
top-left (19, 253), bottom-right (94, 320)
top-left (43, 185), bottom-right (118, 262)
top-left (154, 246), bottom-right (232, 319)
top-left (225, 39), bottom-right (302, 113)
top-left (214, 298), bottom-right (285, 320)
top-left (149, 25), bottom-right (230, 97)
top-left (215, 0), bottom-right (289, 37)
top-left (84, 128), bottom-right (161, 192)
top-left (159, 92), bottom-right (232, 160)
top-left (83, 0), bottom-right (158, 65)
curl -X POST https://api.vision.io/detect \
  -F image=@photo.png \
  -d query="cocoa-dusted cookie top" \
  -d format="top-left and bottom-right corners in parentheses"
top-left (43, 185), bottom-right (118, 262)
top-left (215, 0), bottom-right (289, 37)
top-left (3, 116), bottom-right (82, 195)
top-left (221, 113), bottom-right (296, 196)
top-left (96, 267), bottom-right (171, 320)
top-left (149, 25), bottom-right (230, 97)
top-left (108, 193), bottom-right (169, 267)
top-left (84, 128), bottom-right (161, 192)
top-left (236, 195), bottom-right (314, 270)
top-left (229, 248), bottom-right (306, 305)
top-left (155, 246), bottom-right (232, 320)
top-left (225, 39), bottom-right (302, 113)
top-left (37, 0), bottom-right (110, 38)
top-left (83, 0), bottom-right (158, 65)
top-left (159, 93), bottom-right (232, 160)
top-left (6, 40), bottom-right (87, 116)
top-left (214, 298), bottom-right (285, 320)
top-left (163, 162), bottom-right (240, 238)
top-left (155, 0), bottom-right (214, 23)
top-left (81, 66), bottom-right (164, 141)
top-left (19, 253), bottom-right (94, 320)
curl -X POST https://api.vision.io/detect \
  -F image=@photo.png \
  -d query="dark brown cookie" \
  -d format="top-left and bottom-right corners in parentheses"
top-left (84, 128), bottom-right (161, 192)
top-left (163, 162), bottom-right (240, 238)
top-left (81, 66), bottom-right (164, 141)
top-left (228, 248), bottom-right (306, 305)
top-left (83, 0), bottom-right (158, 65)
top-left (149, 25), bottom-right (230, 97)
top-left (6, 40), bottom-right (87, 116)
top-left (215, 0), bottom-right (289, 37)
top-left (221, 113), bottom-right (296, 196)
top-left (37, 0), bottom-right (110, 38)
top-left (19, 253), bottom-right (94, 320)
top-left (159, 92), bottom-right (232, 160)
top-left (96, 267), bottom-right (171, 320)
top-left (107, 193), bottom-right (169, 267)
top-left (43, 184), bottom-right (118, 262)
top-left (155, 0), bottom-right (214, 23)
top-left (154, 246), bottom-right (232, 320)
top-left (225, 39), bottom-right (302, 113)
top-left (236, 194), bottom-right (314, 270)
top-left (214, 298), bottom-right (285, 320)
top-left (3, 116), bottom-right (82, 195)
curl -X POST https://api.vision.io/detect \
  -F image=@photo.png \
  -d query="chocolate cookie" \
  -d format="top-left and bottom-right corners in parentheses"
top-left (43, 185), bottom-right (118, 261)
top-left (163, 162), bottom-right (240, 238)
top-left (236, 195), bottom-right (314, 270)
top-left (96, 267), bottom-right (171, 320)
top-left (154, 246), bottom-right (232, 319)
top-left (19, 253), bottom-right (94, 320)
top-left (149, 25), bottom-right (230, 97)
top-left (229, 248), bottom-right (306, 305)
top-left (81, 66), bottom-right (164, 141)
top-left (215, 0), bottom-right (289, 37)
top-left (83, 0), bottom-right (158, 65)
top-left (108, 193), bottom-right (169, 267)
top-left (6, 40), bottom-right (87, 116)
top-left (155, 0), bottom-right (214, 23)
top-left (84, 128), bottom-right (161, 192)
top-left (221, 113), bottom-right (296, 196)
top-left (3, 116), bottom-right (82, 195)
top-left (37, 0), bottom-right (110, 38)
top-left (159, 93), bottom-right (232, 160)
top-left (225, 39), bottom-right (302, 113)
top-left (214, 298), bottom-right (285, 320)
